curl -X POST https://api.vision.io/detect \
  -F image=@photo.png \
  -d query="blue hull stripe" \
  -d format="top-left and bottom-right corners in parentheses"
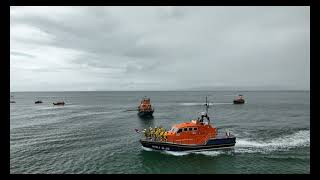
top-left (140, 137), bottom-right (236, 151)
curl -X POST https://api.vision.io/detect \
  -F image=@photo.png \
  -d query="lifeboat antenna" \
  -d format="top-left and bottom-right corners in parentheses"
top-left (204, 96), bottom-right (211, 124)
top-left (205, 96), bottom-right (209, 114)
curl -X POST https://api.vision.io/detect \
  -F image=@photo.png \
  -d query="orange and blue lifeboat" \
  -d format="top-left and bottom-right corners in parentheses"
top-left (140, 119), bottom-right (236, 151)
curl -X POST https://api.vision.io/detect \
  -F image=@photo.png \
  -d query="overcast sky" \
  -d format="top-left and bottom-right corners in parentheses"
top-left (10, 6), bottom-right (310, 91)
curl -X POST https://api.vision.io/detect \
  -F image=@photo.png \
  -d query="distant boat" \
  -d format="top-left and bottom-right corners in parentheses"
top-left (53, 101), bottom-right (65, 105)
top-left (35, 100), bottom-right (43, 104)
top-left (10, 101), bottom-right (16, 103)
top-left (233, 95), bottom-right (245, 104)
top-left (137, 97), bottom-right (154, 117)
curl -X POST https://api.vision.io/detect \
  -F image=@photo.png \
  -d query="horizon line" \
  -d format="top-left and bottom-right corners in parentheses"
top-left (10, 89), bottom-right (310, 93)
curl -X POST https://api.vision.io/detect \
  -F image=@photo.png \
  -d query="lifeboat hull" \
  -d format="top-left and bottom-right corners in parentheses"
top-left (138, 110), bottom-right (154, 117)
top-left (53, 102), bottom-right (65, 105)
top-left (140, 136), bottom-right (236, 151)
top-left (233, 100), bottom-right (245, 104)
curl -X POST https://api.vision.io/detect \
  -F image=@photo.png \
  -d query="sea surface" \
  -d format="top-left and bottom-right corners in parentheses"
top-left (10, 91), bottom-right (310, 174)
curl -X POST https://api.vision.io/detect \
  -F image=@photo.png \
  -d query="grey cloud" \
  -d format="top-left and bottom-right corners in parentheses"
top-left (10, 7), bottom-right (310, 91)
top-left (10, 51), bottom-right (35, 58)
top-left (11, 7), bottom-right (194, 60)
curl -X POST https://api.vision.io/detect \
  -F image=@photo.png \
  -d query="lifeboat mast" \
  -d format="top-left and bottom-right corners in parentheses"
top-left (200, 96), bottom-right (211, 124)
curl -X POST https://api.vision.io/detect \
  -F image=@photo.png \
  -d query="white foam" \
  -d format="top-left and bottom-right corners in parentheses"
top-left (162, 151), bottom-right (190, 156)
top-left (193, 150), bottom-right (223, 156)
top-left (141, 146), bottom-right (189, 156)
top-left (35, 107), bottom-right (55, 110)
top-left (142, 147), bottom-right (231, 157)
top-left (234, 148), bottom-right (261, 154)
top-left (141, 146), bottom-right (191, 156)
top-left (180, 103), bottom-right (209, 106)
top-left (235, 130), bottom-right (310, 153)
top-left (212, 102), bottom-right (233, 105)
top-left (141, 146), bottom-right (153, 151)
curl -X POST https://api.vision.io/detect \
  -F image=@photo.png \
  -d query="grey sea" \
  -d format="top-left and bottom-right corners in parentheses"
top-left (10, 91), bottom-right (310, 174)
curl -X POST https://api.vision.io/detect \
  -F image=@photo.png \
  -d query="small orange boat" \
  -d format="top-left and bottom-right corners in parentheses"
top-left (139, 97), bottom-right (236, 151)
top-left (137, 97), bottom-right (154, 117)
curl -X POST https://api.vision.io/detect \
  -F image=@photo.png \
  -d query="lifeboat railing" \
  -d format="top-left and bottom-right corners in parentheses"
top-left (145, 135), bottom-right (200, 145)
top-left (145, 133), bottom-right (215, 145)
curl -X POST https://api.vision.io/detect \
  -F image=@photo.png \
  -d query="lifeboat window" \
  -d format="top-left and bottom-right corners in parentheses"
top-left (193, 128), bottom-right (198, 131)
top-left (177, 129), bottom-right (182, 133)
top-left (189, 128), bottom-right (193, 131)
top-left (184, 128), bottom-right (188, 131)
